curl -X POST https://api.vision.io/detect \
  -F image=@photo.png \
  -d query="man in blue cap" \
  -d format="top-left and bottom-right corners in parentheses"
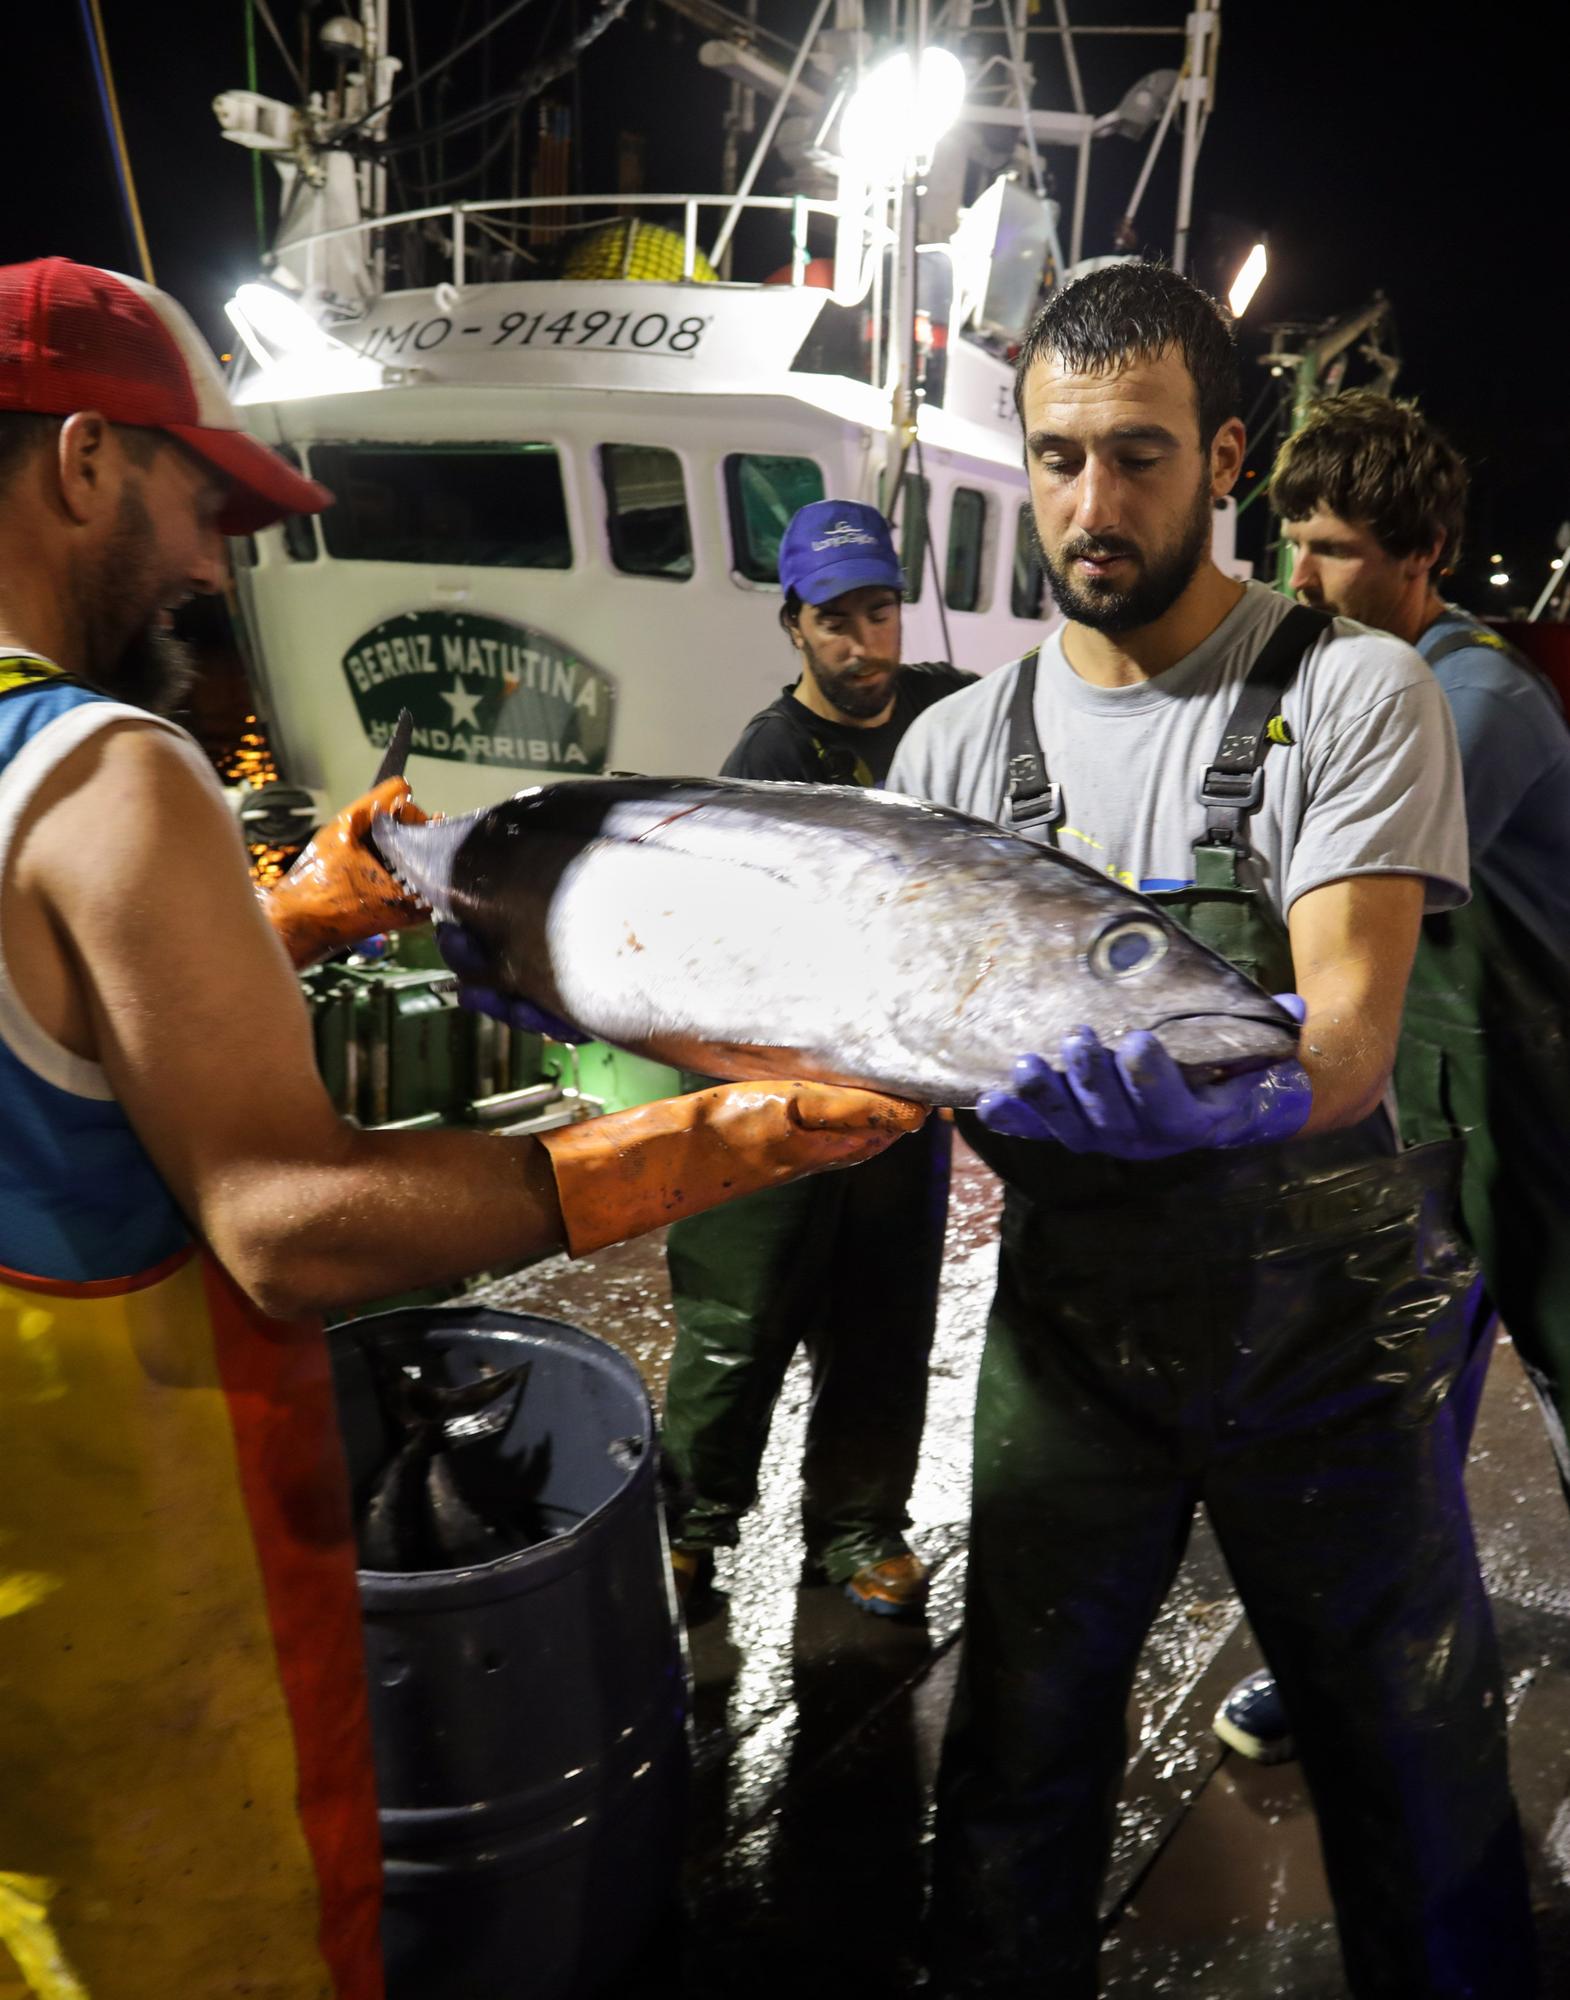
top-left (660, 499), bottom-right (974, 1615)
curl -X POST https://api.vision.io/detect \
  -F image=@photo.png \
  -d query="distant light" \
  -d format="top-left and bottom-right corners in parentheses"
top-left (219, 351), bottom-right (232, 363)
top-left (1270, 364), bottom-right (1283, 377)
top-left (1490, 571), bottom-right (1510, 587)
top-left (840, 47), bottom-right (967, 181)
top-left (1227, 242), bottom-right (1268, 318)
top-left (1490, 552), bottom-right (1504, 564)
top-left (1552, 558), bottom-right (1565, 572)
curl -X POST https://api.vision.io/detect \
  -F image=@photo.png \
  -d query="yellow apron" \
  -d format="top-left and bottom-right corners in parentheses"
top-left (0, 1248), bottom-right (382, 2000)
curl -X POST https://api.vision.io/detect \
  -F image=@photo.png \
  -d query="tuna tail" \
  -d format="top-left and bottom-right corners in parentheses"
top-left (370, 812), bottom-right (470, 921)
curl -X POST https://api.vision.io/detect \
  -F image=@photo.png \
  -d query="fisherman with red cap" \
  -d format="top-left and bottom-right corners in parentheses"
top-left (0, 259), bottom-right (923, 1999)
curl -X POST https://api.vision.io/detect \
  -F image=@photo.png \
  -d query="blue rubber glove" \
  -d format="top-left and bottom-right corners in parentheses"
top-left (975, 995), bottom-right (1311, 1159)
top-left (434, 921), bottom-right (587, 1042)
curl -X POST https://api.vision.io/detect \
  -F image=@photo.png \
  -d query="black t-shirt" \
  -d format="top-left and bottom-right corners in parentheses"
top-left (720, 663), bottom-right (977, 787)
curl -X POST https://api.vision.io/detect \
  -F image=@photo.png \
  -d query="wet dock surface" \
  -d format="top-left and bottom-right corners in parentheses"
top-left (477, 1140), bottom-right (1570, 1996)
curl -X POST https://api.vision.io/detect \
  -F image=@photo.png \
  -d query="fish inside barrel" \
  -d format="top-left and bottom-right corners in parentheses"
top-left (357, 1351), bottom-right (548, 1572)
top-left (373, 777), bottom-right (1299, 1105)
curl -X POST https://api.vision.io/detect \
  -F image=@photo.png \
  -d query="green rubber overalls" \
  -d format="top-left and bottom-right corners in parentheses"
top-left (661, 1108), bottom-right (949, 1580)
top-left (661, 701), bottom-right (953, 1583)
top-left (1395, 620), bottom-right (1570, 1499)
top-left (930, 608), bottom-right (1536, 2000)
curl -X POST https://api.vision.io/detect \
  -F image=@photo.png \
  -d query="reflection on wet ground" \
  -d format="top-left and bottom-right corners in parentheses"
top-left (477, 1139), bottom-right (1570, 1996)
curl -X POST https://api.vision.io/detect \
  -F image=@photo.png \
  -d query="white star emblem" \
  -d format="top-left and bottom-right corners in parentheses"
top-left (439, 678), bottom-right (483, 729)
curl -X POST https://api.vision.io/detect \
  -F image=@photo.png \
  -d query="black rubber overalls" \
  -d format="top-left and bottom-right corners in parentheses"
top-left (929, 608), bottom-right (1537, 1999)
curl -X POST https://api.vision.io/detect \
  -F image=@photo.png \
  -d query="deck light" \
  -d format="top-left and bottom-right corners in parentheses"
top-left (228, 282), bottom-right (331, 356)
top-left (1490, 571), bottom-right (1510, 587)
top-left (840, 47), bottom-right (966, 181)
top-left (1227, 243), bottom-right (1267, 318)
top-left (223, 281), bottom-right (383, 400)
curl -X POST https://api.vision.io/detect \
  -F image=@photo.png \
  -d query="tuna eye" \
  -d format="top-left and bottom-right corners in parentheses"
top-left (1089, 918), bottom-right (1168, 980)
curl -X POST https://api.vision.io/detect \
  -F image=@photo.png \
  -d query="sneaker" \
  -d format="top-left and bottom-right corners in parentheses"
top-left (842, 1552), bottom-right (929, 1619)
top-left (1213, 1668), bottom-right (1297, 1764)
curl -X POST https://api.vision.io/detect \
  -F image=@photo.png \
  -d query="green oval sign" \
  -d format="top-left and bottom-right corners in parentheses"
top-left (342, 610), bottom-right (615, 773)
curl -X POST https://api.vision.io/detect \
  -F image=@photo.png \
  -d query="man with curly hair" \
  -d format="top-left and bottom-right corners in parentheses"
top-left (1213, 391), bottom-right (1570, 1771)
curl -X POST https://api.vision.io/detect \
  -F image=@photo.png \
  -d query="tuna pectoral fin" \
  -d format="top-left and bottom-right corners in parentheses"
top-left (372, 707), bottom-right (415, 787)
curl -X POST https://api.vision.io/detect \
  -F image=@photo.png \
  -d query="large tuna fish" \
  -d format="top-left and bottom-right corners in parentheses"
top-left (373, 778), bottom-right (1298, 1106)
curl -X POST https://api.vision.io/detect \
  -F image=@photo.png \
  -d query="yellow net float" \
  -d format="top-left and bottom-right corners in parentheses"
top-left (562, 220), bottom-right (717, 284)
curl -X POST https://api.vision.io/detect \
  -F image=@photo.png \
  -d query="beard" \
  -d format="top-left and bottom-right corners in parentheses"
top-left (1041, 473), bottom-right (1216, 635)
top-left (801, 638), bottom-right (898, 720)
top-left (102, 623), bottom-right (198, 718)
top-left (77, 483), bottom-right (199, 717)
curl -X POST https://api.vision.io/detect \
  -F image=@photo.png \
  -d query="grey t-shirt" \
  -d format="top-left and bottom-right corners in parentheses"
top-left (886, 582), bottom-right (1469, 921)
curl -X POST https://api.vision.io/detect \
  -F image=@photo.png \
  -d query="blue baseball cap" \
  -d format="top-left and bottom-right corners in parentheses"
top-left (777, 500), bottom-right (904, 605)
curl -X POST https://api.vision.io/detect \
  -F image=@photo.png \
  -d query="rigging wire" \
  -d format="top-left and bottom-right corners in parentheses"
top-left (252, 0), bottom-right (305, 94)
top-left (333, 0), bottom-right (542, 140)
top-left (914, 428), bottom-right (956, 668)
top-left (243, 0), bottom-right (267, 256)
top-left (402, 0), bottom-right (431, 200)
top-left (77, 0), bottom-right (154, 282)
top-left (387, 0), bottom-right (634, 187)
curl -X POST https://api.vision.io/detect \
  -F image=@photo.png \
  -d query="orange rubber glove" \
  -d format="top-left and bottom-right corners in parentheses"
top-left (538, 1080), bottom-right (928, 1256)
top-left (264, 777), bottom-right (431, 970)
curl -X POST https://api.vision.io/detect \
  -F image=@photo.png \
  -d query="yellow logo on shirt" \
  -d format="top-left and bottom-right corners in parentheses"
top-left (0, 656), bottom-right (60, 697)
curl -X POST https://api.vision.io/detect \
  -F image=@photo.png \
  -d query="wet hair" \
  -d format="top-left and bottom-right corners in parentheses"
top-left (777, 586), bottom-right (803, 636)
top-left (1270, 390), bottom-right (1468, 576)
top-left (1013, 262), bottom-right (1241, 450)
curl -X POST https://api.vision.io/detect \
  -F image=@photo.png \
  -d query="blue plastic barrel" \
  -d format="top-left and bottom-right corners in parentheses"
top-left (329, 1304), bottom-right (689, 1999)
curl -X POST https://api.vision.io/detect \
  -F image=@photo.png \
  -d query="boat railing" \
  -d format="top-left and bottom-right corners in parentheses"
top-left (276, 192), bottom-right (845, 295)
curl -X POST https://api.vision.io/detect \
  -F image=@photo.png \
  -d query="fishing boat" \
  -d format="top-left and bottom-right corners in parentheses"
top-left (215, 0), bottom-right (1237, 815)
top-left (209, 0), bottom-right (1239, 1131)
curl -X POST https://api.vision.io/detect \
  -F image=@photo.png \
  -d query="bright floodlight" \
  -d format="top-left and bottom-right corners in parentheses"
top-left (229, 281), bottom-right (330, 356)
top-left (1228, 243), bottom-right (1268, 318)
top-left (1490, 571), bottom-right (1511, 587)
top-left (840, 47), bottom-right (967, 181)
top-left (223, 297), bottom-right (273, 373)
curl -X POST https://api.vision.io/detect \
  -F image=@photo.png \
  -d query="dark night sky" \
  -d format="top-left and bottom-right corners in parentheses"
top-left (10, 2), bottom-right (1564, 604)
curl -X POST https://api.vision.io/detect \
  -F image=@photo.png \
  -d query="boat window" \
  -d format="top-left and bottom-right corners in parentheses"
top-left (1012, 503), bottom-right (1046, 620)
top-left (725, 454), bottom-right (825, 583)
top-left (309, 443), bottom-right (572, 568)
top-left (275, 446), bottom-right (318, 562)
top-left (893, 474), bottom-right (929, 603)
top-left (945, 488), bottom-right (988, 612)
top-left (600, 444), bottom-right (693, 580)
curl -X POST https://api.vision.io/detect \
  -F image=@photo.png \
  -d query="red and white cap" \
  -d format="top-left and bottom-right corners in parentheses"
top-left (0, 257), bottom-right (332, 534)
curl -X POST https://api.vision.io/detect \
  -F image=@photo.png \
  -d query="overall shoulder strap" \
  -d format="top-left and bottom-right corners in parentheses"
top-left (1196, 603), bottom-right (1330, 853)
top-left (1421, 620), bottom-right (1536, 675)
top-left (1004, 649), bottom-right (1061, 836)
